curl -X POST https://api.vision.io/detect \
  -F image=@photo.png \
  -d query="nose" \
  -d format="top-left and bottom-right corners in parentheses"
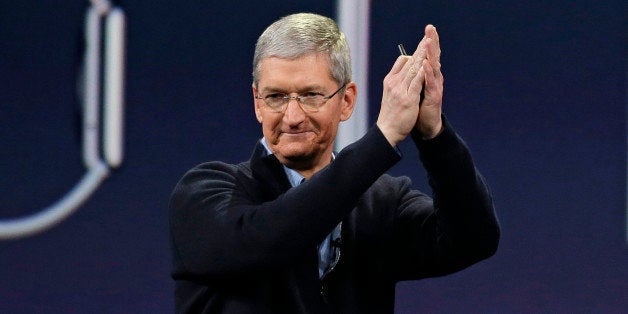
top-left (282, 98), bottom-right (306, 126)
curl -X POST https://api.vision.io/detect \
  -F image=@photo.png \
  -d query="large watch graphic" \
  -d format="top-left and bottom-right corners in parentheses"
top-left (0, 0), bottom-right (125, 240)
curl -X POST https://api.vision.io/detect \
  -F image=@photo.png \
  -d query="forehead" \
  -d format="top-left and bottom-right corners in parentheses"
top-left (257, 53), bottom-right (334, 88)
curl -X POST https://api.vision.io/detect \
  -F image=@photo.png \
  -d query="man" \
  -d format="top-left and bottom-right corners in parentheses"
top-left (170, 13), bottom-right (499, 313)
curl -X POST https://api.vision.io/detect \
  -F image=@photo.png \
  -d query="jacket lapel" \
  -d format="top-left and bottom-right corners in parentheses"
top-left (247, 140), bottom-right (292, 201)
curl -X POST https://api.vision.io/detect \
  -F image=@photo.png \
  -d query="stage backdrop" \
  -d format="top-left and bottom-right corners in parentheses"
top-left (1, 1), bottom-right (626, 312)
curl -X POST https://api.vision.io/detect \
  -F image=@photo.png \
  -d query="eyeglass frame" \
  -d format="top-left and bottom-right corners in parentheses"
top-left (254, 83), bottom-right (347, 113)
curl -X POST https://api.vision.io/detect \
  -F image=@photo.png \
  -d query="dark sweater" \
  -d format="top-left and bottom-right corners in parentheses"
top-left (169, 121), bottom-right (500, 313)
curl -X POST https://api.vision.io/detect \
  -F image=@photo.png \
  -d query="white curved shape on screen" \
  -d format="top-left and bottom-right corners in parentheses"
top-left (0, 163), bottom-right (110, 239)
top-left (335, 0), bottom-right (370, 151)
top-left (104, 8), bottom-right (125, 168)
top-left (0, 1), bottom-right (125, 240)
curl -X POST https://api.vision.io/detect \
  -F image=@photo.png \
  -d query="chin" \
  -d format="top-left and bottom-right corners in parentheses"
top-left (274, 142), bottom-right (313, 158)
top-left (275, 149), bottom-right (315, 168)
top-left (277, 150), bottom-right (312, 161)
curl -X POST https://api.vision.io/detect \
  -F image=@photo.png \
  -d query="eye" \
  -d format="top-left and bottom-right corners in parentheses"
top-left (266, 93), bottom-right (285, 99)
top-left (303, 91), bottom-right (323, 98)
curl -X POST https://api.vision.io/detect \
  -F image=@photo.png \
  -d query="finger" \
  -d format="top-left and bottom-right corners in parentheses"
top-left (424, 25), bottom-right (441, 63)
top-left (390, 55), bottom-right (412, 76)
top-left (424, 38), bottom-right (437, 60)
top-left (408, 32), bottom-right (430, 79)
top-left (403, 40), bottom-right (427, 81)
top-left (402, 56), bottom-right (422, 87)
top-left (423, 59), bottom-right (434, 91)
top-left (425, 39), bottom-right (442, 77)
top-left (422, 59), bottom-right (443, 103)
top-left (425, 25), bottom-right (439, 45)
top-left (408, 63), bottom-right (425, 96)
top-left (411, 36), bottom-right (427, 63)
top-left (386, 56), bottom-right (412, 87)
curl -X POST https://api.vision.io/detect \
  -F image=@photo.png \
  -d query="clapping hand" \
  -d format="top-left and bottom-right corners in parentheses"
top-left (376, 24), bottom-right (443, 146)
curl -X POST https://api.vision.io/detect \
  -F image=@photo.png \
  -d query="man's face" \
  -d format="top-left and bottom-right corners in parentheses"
top-left (253, 53), bottom-right (356, 171)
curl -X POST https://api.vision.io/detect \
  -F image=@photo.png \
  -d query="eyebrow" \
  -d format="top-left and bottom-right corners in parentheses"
top-left (260, 85), bottom-right (327, 94)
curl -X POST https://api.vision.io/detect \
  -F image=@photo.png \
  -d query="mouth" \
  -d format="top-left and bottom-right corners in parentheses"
top-left (280, 131), bottom-right (314, 138)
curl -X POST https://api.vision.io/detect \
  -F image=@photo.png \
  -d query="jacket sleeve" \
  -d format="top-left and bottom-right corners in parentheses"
top-left (169, 126), bottom-right (401, 280)
top-left (392, 118), bottom-right (500, 280)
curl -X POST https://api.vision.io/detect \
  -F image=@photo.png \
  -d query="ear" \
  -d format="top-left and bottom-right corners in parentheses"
top-left (339, 82), bottom-right (357, 121)
top-left (252, 84), bottom-right (263, 123)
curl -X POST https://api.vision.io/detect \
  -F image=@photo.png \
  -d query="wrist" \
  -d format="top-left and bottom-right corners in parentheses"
top-left (419, 120), bottom-right (443, 140)
top-left (375, 121), bottom-right (403, 147)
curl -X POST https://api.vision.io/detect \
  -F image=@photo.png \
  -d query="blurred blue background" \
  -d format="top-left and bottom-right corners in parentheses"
top-left (1, 1), bottom-right (626, 312)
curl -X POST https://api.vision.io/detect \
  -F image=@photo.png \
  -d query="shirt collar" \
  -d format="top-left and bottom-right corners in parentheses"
top-left (260, 138), bottom-right (303, 187)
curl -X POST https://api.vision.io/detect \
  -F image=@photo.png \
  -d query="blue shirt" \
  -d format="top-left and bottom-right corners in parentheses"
top-left (260, 138), bottom-right (341, 278)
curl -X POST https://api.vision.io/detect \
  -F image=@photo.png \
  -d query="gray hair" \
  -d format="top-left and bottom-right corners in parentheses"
top-left (252, 13), bottom-right (352, 87)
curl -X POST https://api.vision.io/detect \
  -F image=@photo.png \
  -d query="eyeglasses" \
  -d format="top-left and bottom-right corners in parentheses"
top-left (255, 83), bottom-right (347, 113)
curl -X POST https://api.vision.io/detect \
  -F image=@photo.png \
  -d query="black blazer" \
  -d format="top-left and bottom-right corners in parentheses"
top-left (169, 120), bottom-right (500, 313)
